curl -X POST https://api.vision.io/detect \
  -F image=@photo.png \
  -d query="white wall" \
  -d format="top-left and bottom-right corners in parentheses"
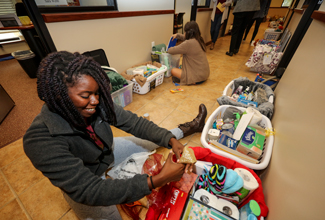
top-left (46, 14), bottom-right (173, 73)
top-left (196, 10), bottom-right (212, 43)
top-left (262, 14), bottom-right (325, 220)
top-left (117, 0), bottom-right (174, 11)
top-left (175, 0), bottom-right (192, 27)
top-left (320, 1), bottom-right (325, 11)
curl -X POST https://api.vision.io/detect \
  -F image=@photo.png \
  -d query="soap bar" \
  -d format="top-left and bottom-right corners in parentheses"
top-left (179, 146), bottom-right (197, 164)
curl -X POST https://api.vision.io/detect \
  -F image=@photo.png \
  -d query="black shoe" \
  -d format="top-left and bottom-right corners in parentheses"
top-left (234, 49), bottom-right (239, 54)
top-left (226, 51), bottom-right (233, 57)
top-left (178, 104), bottom-right (207, 138)
top-left (172, 76), bottom-right (180, 83)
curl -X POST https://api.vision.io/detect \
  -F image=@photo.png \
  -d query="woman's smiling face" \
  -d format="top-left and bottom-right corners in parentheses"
top-left (68, 74), bottom-right (99, 118)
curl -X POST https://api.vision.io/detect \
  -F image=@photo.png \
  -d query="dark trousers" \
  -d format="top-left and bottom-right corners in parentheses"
top-left (228, 11), bottom-right (255, 53)
top-left (210, 13), bottom-right (223, 43)
top-left (243, 17), bottom-right (264, 43)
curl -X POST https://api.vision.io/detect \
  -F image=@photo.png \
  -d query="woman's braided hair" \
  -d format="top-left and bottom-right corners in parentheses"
top-left (184, 21), bottom-right (206, 52)
top-left (37, 51), bottom-right (116, 129)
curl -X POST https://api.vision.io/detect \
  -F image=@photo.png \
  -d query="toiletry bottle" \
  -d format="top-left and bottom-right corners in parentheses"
top-left (234, 85), bottom-right (243, 95)
top-left (243, 86), bottom-right (250, 99)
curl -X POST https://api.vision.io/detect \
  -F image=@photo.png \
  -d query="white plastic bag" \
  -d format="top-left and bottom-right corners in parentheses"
top-left (107, 150), bottom-right (156, 179)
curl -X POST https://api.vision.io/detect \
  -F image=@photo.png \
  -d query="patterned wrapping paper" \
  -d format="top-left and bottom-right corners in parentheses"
top-left (188, 200), bottom-right (210, 220)
top-left (245, 44), bottom-right (283, 74)
top-left (187, 199), bottom-right (237, 220)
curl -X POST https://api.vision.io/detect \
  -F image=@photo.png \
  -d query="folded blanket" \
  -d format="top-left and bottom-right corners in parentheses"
top-left (105, 70), bottom-right (129, 93)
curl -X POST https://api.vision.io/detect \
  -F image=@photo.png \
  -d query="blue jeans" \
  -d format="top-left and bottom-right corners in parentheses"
top-left (112, 128), bottom-right (183, 167)
top-left (210, 13), bottom-right (223, 43)
top-left (63, 128), bottom-right (184, 220)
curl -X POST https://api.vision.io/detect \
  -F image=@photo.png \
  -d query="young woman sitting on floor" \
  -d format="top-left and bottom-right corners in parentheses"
top-left (168, 21), bottom-right (210, 85)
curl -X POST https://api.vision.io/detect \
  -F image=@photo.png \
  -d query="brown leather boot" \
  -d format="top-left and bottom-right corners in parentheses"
top-left (178, 104), bottom-right (207, 138)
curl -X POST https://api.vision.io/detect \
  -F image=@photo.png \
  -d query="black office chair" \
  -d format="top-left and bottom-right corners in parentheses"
top-left (82, 49), bottom-right (110, 67)
top-left (174, 12), bottom-right (185, 34)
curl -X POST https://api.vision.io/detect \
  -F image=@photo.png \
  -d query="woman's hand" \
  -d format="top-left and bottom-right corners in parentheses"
top-left (169, 138), bottom-right (194, 174)
top-left (171, 34), bottom-right (178, 40)
top-left (151, 151), bottom-right (186, 189)
top-left (169, 138), bottom-right (183, 161)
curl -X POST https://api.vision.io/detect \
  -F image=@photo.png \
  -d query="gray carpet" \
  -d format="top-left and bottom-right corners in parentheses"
top-left (0, 59), bottom-right (43, 149)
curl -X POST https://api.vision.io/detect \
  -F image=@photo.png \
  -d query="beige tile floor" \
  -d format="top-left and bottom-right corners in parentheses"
top-left (0, 22), bottom-right (269, 220)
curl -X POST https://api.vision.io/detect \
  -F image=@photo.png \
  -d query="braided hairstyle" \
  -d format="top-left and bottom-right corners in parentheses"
top-left (37, 51), bottom-right (116, 130)
top-left (184, 21), bottom-right (206, 52)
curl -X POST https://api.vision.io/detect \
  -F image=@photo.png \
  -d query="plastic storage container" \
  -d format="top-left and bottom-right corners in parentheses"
top-left (218, 77), bottom-right (275, 119)
top-left (11, 50), bottom-right (40, 78)
top-left (132, 65), bottom-right (167, 95)
top-left (200, 105), bottom-right (274, 170)
top-left (159, 53), bottom-right (172, 77)
top-left (223, 80), bottom-right (274, 104)
top-left (264, 29), bottom-right (282, 41)
top-left (111, 80), bottom-right (134, 108)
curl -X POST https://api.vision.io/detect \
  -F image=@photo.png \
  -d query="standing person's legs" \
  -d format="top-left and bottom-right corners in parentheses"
top-left (243, 18), bottom-right (256, 41)
top-left (210, 13), bottom-right (223, 49)
top-left (227, 12), bottom-right (245, 56)
top-left (234, 12), bottom-right (255, 53)
top-left (250, 17), bottom-right (263, 43)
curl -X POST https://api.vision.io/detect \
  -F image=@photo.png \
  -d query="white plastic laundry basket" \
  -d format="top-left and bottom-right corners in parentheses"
top-left (200, 105), bottom-right (274, 170)
top-left (264, 30), bottom-right (282, 41)
top-left (223, 80), bottom-right (274, 104)
top-left (132, 65), bottom-right (167, 95)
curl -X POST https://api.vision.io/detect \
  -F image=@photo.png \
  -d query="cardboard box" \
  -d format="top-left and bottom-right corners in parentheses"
top-left (218, 134), bottom-right (239, 150)
top-left (232, 112), bottom-right (254, 140)
top-left (181, 197), bottom-right (237, 220)
top-left (237, 98), bottom-right (258, 107)
top-left (158, 187), bottom-right (188, 220)
top-left (236, 126), bottom-right (266, 159)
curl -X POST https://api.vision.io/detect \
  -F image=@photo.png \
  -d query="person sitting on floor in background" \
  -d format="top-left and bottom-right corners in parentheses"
top-left (168, 21), bottom-right (210, 85)
top-left (210, 0), bottom-right (233, 50)
top-left (23, 51), bottom-right (208, 220)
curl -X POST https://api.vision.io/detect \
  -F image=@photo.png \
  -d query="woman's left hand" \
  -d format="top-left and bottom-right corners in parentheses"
top-left (168, 138), bottom-right (194, 173)
top-left (169, 137), bottom-right (184, 160)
